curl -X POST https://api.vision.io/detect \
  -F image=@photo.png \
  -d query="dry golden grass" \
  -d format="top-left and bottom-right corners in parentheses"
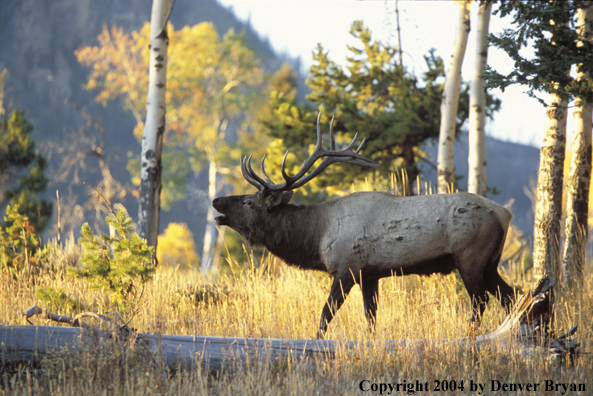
top-left (1, 248), bottom-right (592, 395)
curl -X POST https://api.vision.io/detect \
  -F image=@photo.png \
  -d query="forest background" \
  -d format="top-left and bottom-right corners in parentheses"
top-left (0, 0), bottom-right (541, 271)
top-left (1, 1), bottom-right (592, 393)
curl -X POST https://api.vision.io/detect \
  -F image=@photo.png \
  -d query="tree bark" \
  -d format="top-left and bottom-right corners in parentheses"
top-left (394, 0), bottom-right (403, 67)
top-left (467, 1), bottom-right (492, 197)
top-left (1, 277), bottom-right (577, 372)
top-left (138, 0), bottom-right (170, 262)
top-left (532, 93), bottom-right (567, 282)
top-left (201, 159), bottom-right (218, 275)
top-left (437, 2), bottom-right (470, 194)
top-left (561, 2), bottom-right (593, 288)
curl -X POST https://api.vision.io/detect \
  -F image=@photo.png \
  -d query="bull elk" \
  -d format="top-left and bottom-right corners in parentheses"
top-left (213, 113), bottom-right (515, 339)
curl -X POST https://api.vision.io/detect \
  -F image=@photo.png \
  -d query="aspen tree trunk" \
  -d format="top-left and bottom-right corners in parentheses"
top-left (561, 2), bottom-right (593, 287)
top-left (394, 0), bottom-right (403, 67)
top-left (138, 0), bottom-right (170, 262)
top-left (467, 1), bottom-right (492, 197)
top-left (200, 159), bottom-right (218, 275)
top-left (209, 227), bottom-right (227, 282)
top-left (437, 2), bottom-right (470, 194)
top-left (532, 93), bottom-right (567, 282)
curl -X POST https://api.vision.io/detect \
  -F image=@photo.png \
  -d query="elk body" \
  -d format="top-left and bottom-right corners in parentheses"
top-left (213, 115), bottom-right (514, 338)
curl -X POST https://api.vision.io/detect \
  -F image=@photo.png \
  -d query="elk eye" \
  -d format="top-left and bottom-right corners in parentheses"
top-left (242, 200), bottom-right (252, 207)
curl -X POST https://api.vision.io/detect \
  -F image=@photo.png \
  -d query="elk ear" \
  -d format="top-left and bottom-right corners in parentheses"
top-left (281, 191), bottom-right (293, 204)
top-left (264, 191), bottom-right (293, 210)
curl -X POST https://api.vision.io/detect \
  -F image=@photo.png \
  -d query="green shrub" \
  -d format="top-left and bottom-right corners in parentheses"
top-left (68, 208), bottom-right (154, 314)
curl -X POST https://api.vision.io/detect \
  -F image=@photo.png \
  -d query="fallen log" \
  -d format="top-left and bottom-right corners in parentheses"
top-left (0, 277), bottom-right (579, 372)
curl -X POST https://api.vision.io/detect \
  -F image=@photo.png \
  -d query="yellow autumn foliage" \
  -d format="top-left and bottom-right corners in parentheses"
top-left (75, 21), bottom-right (263, 148)
top-left (157, 222), bottom-right (199, 270)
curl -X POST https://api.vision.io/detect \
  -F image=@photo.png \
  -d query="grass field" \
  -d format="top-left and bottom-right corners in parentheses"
top-left (1, 244), bottom-right (591, 395)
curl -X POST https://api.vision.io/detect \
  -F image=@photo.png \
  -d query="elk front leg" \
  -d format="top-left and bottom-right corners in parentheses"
top-left (361, 277), bottom-right (379, 333)
top-left (317, 276), bottom-right (355, 339)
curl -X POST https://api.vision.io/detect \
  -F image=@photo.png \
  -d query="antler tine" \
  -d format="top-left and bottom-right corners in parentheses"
top-left (246, 155), bottom-right (273, 189)
top-left (355, 137), bottom-right (367, 154)
top-left (241, 155), bottom-right (264, 191)
top-left (242, 155), bottom-right (274, 192)
top-left (315, 111), bottom-right (323, 150)
top-left (329, 115), bottom-right (336, 150)
top-left (260, 155), bottom-right (275, 184)
top-left (290, 156), bottom-right (339, 190)
top-left (344, 132), bottom-right (359, 150)
top-left (279, 112), bottom-right (331, 185)
top-left (280, 150), bottom-right (294, 186)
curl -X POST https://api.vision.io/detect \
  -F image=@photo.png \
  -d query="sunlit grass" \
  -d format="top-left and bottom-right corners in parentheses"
top-left (1, 244), bottom-right (592, 395)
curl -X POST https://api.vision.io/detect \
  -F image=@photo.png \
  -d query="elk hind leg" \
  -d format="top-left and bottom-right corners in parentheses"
top-left (361, 278), bottom-right (379, 333)
top-left (456, 261), bottom-right (489, 326)
top-left (484, 266), bottom-right (515, 313)
top-left (484, 231), bottom-right (515, 313)
top-left (317, 276), bottom-right (355, 339)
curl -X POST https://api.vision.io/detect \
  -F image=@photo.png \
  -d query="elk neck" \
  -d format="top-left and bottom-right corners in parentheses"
top-left (260, 202), bottom-right (328, 272)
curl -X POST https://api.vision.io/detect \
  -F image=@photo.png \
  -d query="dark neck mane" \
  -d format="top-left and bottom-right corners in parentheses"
top-left (258, 203), bottom-right (327, 272)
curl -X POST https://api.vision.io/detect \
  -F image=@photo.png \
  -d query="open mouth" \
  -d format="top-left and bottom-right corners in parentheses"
top-left (214, 215), bottom-right (226, 225)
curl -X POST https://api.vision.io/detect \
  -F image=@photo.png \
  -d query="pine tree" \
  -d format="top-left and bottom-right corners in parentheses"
top-left (0, 109), bottom-right (52, 233)
top-left (69, 208), bottom-right (154, 313)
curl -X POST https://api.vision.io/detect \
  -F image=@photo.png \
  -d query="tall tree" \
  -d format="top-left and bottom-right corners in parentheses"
top-left (437, 1), bottom-right (470, 194)
top-left (394, 0), bottom-right (403, 66)
top-left (561, 2), bottom-right (593, 287)
top-left (533, 93), bottom-right (568, 282)
top-left (468, 1), bottom-right (493, 197)
top-left (139, 0), bottom-right (170, 262)
top-left (486, 0), bottom-right (593, 283)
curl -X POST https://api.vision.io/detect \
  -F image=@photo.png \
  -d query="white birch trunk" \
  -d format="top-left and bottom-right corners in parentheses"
top-left (437, 2), bottom-right (470, 194)
top-left (394, 0), bottom-right (403, 66)
top-left (561, 2), bottom-right (593, 287)
top-left (200, 159), bottom-right (218, 275)
top-left (209, 227), bottom-right (227, 282)
top-left (467, 1), bottom-right (492, 197)
top-left (138, 0), bottom-right (170, 261)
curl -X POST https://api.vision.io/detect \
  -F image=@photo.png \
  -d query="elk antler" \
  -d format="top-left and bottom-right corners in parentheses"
top-left (241, 112), bottom-right (379, 193)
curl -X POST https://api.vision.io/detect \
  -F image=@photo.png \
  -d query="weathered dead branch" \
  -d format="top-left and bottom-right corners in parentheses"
top-left (0, 277), bottom-right (580, 372)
